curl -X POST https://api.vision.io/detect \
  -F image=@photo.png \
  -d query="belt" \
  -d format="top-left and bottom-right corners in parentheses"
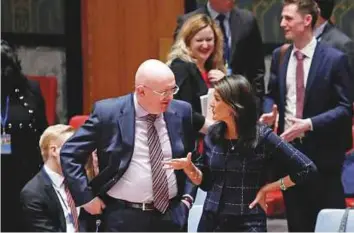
top-left (104, 196), bottom-right (179, 211)
top-left (125, 201), bottom-right (155, 211)
top-left (105, 196), bottom-right (156, 211)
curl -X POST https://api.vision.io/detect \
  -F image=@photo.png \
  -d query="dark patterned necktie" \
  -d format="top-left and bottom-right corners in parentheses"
top-left (216, 14), bottom-right (230, 65)
top-left (64, 180), bottom-right (79, 232)
top-left (295, 51), bottom-right (305, 118)
top-left (146, 114), bottom-right (169, 213)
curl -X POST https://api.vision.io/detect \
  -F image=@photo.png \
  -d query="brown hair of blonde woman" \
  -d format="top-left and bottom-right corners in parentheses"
top-left (167, 14), bottom-right (226, 73)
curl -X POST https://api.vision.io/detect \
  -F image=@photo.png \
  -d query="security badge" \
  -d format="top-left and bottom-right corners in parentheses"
top-left (1, 133), bottom-right (12, 154)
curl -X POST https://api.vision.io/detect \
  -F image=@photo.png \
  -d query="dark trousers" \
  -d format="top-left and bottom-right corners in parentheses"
top-left (100, 196), bottom-right (185, 232)
top-left (283, 171), bottom-right (345, 232)
top-left (198, 210), bottom-right (267, 232)
top-left (282, 140), bottom-right (346, 232)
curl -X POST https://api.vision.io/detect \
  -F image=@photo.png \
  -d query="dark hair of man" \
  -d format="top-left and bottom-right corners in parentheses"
top-left (283, 0), bottom-right (319, 28)
top-left (314, 0), bottom-right (334, 21)
top-left (209, 74), bottom-right (258, 149)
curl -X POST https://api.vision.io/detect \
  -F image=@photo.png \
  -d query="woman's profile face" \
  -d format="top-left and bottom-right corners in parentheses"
top-left (189, 25), bottom-right (215, 65)
top-left (210, 90), bottom-right (234, 122)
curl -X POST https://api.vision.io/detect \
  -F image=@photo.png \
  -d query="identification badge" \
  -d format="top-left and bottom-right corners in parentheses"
top-left (67, 213), bottom-right (74, 225)
top-left (225, 63), bottom-right (232, 75)
top-left (1, 133), bottom-right (12, 154)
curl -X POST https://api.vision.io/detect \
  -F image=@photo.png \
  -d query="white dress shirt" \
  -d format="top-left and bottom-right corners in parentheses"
top-left (44, 165), bottom-right (80, 233)
top-left (207, 2), bottom-right (232, 49)
top-left (285, 37), bottom-right (317, 130)
top-left (107, 94), bottom-right (177, 203)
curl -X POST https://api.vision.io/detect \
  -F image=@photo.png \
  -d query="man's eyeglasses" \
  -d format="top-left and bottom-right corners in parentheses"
top-left (143, 85), bottom-right (179, 97)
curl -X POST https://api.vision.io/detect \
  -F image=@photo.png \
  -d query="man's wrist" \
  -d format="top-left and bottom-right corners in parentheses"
top-left (304, 118), bottom-right (313, 131)
top-left (182, 195), bottom-right (194, 209)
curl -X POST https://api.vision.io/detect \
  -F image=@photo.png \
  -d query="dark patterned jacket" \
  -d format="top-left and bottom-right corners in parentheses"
top-left (197, 123), bottom-right (317, 216)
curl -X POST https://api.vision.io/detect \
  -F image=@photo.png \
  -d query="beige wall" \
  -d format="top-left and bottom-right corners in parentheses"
top-left (81, 0), bottom-right (183, 113)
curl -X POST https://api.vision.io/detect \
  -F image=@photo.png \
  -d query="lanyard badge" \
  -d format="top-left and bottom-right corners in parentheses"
top-left (1, 97), bottom-right (12, 155)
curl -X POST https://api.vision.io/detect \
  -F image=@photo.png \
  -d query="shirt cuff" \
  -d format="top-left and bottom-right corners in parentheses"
top-left (181, 199), bottom-right (191, 209)
top-left (182, 194), bottom-right (194, 202)
top-left (305, 118), bottom-right (313, 131)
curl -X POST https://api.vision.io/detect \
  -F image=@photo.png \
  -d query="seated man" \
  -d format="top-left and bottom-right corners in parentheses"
top-left (20, 124), bottom-right (96, 232)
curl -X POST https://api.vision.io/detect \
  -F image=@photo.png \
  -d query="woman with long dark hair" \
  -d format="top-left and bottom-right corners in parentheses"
top-left (164, 74), bottom-right (317, 232)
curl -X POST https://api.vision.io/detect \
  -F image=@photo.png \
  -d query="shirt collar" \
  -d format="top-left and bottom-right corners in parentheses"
top-left (207, 1), bottom-right (231, 20)
top-left (133, 93), bottom-right (162, 119)
top-left (44, 164), bottom-right (64, 188)
top-left (313, 20), bottom-right (328, 38)
top-left (292, 37), bottom-right (317, 59)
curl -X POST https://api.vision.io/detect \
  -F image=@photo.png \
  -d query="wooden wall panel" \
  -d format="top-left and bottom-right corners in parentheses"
top-left (81, 0), bottom-right (183, 114)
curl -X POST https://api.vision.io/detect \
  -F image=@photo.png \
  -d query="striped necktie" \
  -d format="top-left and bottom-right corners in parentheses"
top-left (64, 180), bottom-right (79, 231)
top-left (146, 114), bottom-right (169, 213)
top-left (294, 50), bottom-right (306, 118)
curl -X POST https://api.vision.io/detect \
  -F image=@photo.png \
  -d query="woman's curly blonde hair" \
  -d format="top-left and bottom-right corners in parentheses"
top-left (167, 14), bottom-right (226, 73)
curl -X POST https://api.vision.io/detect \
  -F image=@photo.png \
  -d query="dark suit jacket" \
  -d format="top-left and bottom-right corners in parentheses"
top-left (319, 23), bottom-right (354, 77)
top-left (264, 42), bottom-right (353, 172)
top-left (170, 58), bottom-right (208, 114)
top-left (60, 94), bottom-right (198, 227)
top-left (20, 168), bottom-right (94, 232)
top-left (174, 5), bottom-right (265, 107)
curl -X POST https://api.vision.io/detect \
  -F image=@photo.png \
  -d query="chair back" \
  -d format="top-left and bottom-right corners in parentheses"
top-left (69, 115), bottom-right (89, 129)
top-left (27, 76), bottom-right (57, 125)
top-left (315, 208), bottom-right (354, 232)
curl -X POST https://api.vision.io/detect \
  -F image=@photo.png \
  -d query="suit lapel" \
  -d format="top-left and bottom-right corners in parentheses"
top-left (190, 63), bottom-right (208, 96)
top-left (230, 8), bottom-right (241, 61)
top-left (163, 105), bottom-right (183, 159)
top-left (304, 44), bottom-right (322, 105)
top-left (117, 94), bottom-right (135, 148)
top-left (117, 94), bottom-right (135, 168)
top-left (279, 47), bottom-right (292, 107)
top-left (40, 169), bottom-right (66, 231)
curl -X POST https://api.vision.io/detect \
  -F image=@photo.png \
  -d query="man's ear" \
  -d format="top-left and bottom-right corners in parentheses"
top-left (47, 144), bottom-right (58, 158)
top-left (136, 86), bottom-right (145, 97)
top-left (304, 14), bottom-right (313, 27)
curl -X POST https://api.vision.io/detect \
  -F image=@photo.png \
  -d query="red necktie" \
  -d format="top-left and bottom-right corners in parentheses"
top-left (295, 51), bottom-right (305, 118)
top-left (146, 114), bottom-right (170, 213)
top-left (64, 181), bottom-right (79, 232)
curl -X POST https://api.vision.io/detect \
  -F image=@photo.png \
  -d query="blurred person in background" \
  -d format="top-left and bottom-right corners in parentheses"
top-left (20, 124), bottom-right (98, 232)
top-left (167, 14), bottom-right (226, 116)
top-left (174, 0), bottom-right (265, 114)
top-left (1, 40), bottom-right (48, 232)
top-left (261, 0), bottom-right (353, 231)
top-left (313, 0), bottom-right (354, 76)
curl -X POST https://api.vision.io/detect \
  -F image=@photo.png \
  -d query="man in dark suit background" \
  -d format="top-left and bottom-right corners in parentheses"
top-left (174, 0), bottom-right (265, 111)
top-left (60, 59), bottom-right (202, 232)
top-left (20, 124), bottom-right (95, 232)
top-left (262, 0), bottom-right (353, 231)
top-left (313, 0), bottom-right (354, 76)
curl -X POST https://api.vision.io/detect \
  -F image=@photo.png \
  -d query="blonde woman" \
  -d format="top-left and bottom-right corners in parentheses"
top-left (167, 14), bottom-right (226, 115)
